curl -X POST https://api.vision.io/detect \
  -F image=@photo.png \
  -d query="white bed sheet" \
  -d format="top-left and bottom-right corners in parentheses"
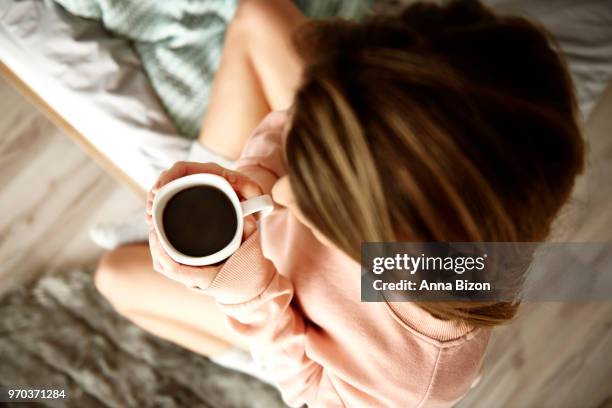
top-left (0, 0), bottom-right (191, 190)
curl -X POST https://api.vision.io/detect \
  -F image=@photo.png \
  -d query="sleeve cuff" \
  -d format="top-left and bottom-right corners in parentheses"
top-left (200, 232), bottom-right (276, 305)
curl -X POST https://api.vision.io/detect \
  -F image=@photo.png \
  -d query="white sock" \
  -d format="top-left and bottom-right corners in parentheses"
top-left (188, 141), bottom-right (235, 169)
top-left (89, 209), bottom-right (149, 250)
top-left (209, 346), bottom-right (276, 385)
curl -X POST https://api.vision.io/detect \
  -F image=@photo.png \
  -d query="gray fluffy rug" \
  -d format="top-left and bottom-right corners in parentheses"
top-left (0, 269), bottom-right (287, 408)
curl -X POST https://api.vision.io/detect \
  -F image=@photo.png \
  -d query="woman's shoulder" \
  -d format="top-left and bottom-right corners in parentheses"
top-left (385, 301), bottom-right (492, 347)
top-left (384, 301), bottom-right (491, 405)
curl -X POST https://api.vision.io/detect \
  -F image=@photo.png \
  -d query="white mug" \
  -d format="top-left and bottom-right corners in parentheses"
top-left (152, 173), bottom-right (274, 266)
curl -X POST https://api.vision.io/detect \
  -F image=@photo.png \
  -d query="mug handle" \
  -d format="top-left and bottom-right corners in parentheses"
top-left (240, 194), bottom-right (274, 218)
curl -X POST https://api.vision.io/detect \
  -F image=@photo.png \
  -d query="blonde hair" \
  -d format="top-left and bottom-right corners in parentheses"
top-left (285, 0), bottom-right (584, 326)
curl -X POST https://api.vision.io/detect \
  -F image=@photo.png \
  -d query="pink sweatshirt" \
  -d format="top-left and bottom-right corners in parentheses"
top-left (200, 111), bottom-right (491, 407)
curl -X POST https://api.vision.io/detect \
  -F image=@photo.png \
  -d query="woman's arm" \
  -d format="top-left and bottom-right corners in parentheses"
top-left (233, 110), bottom-right (289, 195)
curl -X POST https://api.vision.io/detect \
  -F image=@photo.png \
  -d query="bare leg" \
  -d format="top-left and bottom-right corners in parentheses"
top-left (95, 244), bottom-right (250, 355)
top-left (199, 0), bottom-right (306, 160)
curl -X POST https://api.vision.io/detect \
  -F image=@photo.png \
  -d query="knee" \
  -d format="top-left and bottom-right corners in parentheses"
top-left (227, 0), bottom-right (283, 43)
top-left (94, 247), bottom-right (130, 303)
top-left (234, 0), bottom-right (270, 27)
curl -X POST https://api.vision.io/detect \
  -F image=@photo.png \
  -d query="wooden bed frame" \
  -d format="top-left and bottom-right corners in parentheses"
top-left (0, 60), bottom-right (146, 198)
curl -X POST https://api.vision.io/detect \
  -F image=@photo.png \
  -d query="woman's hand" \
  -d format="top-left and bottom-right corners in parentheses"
top-left (145, 161), bottom-right (262, 289)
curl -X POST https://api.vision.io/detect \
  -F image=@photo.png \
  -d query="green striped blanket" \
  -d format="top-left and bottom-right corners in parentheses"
top-left (54, 0), bottom-right (372, 139)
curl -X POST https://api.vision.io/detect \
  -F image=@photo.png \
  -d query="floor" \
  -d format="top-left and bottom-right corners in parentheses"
top-left (0, 74), bottom-right (611, 407)
top-left (0, 77), bottom-right (143, 297)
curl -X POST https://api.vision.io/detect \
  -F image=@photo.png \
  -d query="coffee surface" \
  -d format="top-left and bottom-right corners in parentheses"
top-left (162, 186), bottom-right (238, 257)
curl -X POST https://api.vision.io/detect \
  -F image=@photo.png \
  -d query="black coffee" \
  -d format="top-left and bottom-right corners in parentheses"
top-left (162, 186), bottom-right (238, 257)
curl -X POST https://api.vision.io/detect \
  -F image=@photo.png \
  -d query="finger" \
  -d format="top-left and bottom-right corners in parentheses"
top-left (151, 170), bottom-right (167, 194)
top-left (173, 263), bottom-right (218, 290)
top-left (223, 170), bottom-right (262, 199)
top-left (154, 161), bottom-right (262, 200)
top-left (157, 161), bottom-right (226, 189)
top-left (146, 195), bottom-right (154, 216)
top-left (146, 178), bottom-right (156, 211)
top-left (148, 228), bottom-right (179, 278)
top-left (148, 227), bottom-right (218, 288)
top-left (243, 215), bottom-right (257, 240)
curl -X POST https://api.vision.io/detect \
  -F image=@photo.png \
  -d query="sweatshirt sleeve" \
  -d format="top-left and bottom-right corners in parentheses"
top-left (233, 110), bottom-right (288, 194)
top-left (198, 232), bottom-right (373, 407)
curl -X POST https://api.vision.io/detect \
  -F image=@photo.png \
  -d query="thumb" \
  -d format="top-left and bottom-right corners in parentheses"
top-left (243, 214), bottom-right (257, 240)
top-left (223, 169), bottom-right (262, 199)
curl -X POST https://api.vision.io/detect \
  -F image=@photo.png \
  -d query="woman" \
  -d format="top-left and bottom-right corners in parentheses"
top-left (95, 0), bottom-right (584, 406)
